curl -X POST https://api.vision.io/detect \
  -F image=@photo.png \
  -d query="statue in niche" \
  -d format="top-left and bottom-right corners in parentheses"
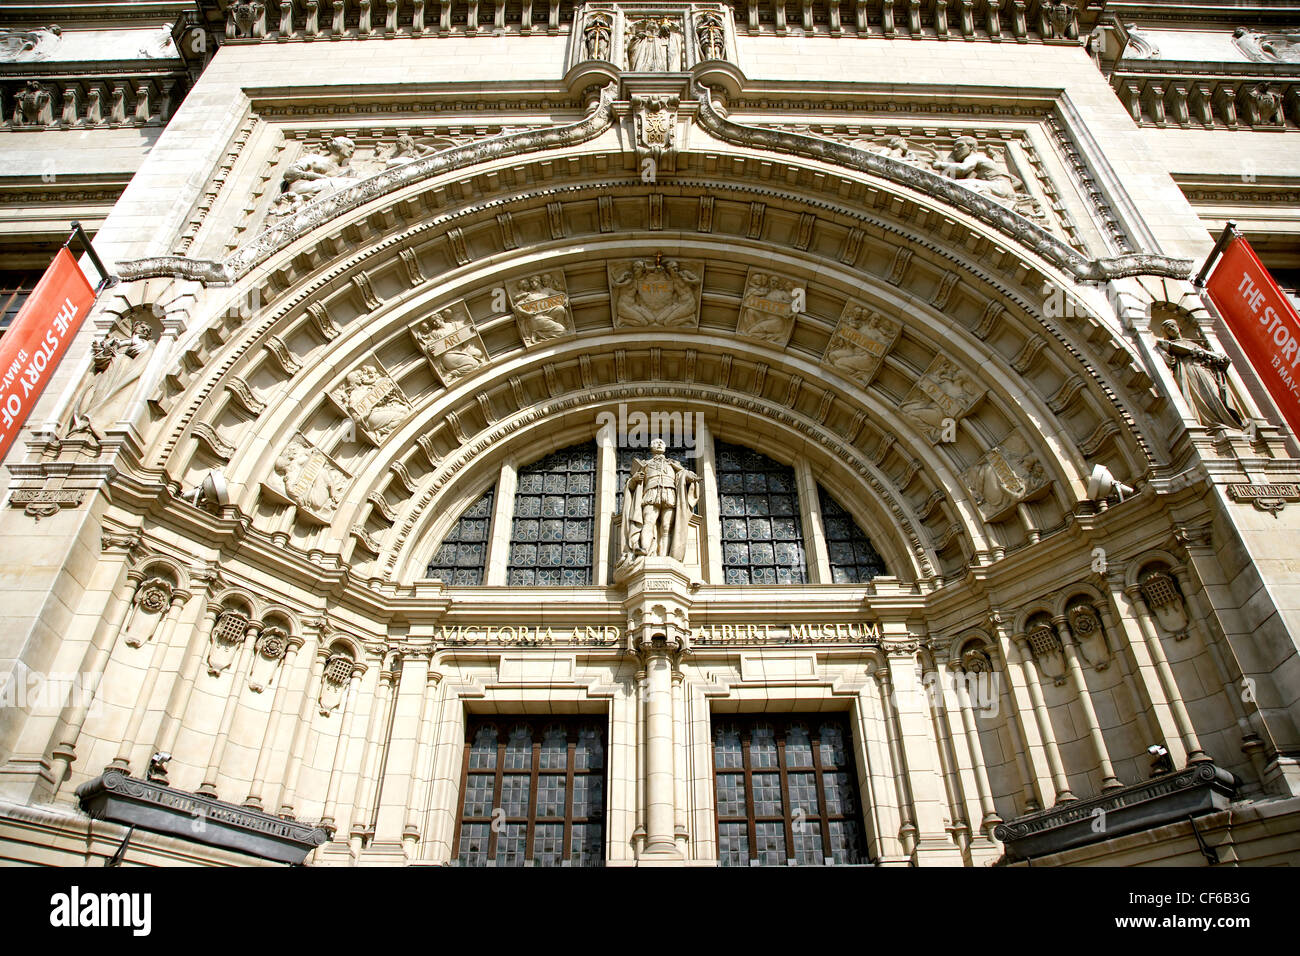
top-left (65, 319), bottom-right (156, 439)
top-left (1155, 319), bottom-right (1245, 430)
top-left (937, 137), bottom-right (1020, 204)
top-left (331, 365), bottom-right (411, 443)
top-left (271, 435), bottom-right (347, 520)
top-left (510, 274), bottom-right (573, 344)
top-left (413, 309), bottom-right (486, 383)
top-left (619, 438), bottom-right (700, 564)
top-left (384, 132), bottom-right (436, 167)
top-left (626, 17), bottom-right (682, 72)
top-left (583, 12), bottom-right (613, 61)
top-left (610, 256), bottom-right (702, 328)
top-left (272, 136), bottom-right (358, 215)
top-left (696, 12), bottom-right (726, 61)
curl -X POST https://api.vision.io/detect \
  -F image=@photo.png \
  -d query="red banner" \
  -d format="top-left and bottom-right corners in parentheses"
top-left (0, 247), bottom-right (97, 464)
top-left (1206, 235), bottom-right (1300, 438)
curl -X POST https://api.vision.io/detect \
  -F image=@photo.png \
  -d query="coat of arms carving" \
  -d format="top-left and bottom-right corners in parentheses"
top-left (609, 255), bottom-right (703, 329)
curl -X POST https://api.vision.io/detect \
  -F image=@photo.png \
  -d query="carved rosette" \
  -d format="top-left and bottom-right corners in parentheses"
top-left (123, 577), bottom-right (174, 648)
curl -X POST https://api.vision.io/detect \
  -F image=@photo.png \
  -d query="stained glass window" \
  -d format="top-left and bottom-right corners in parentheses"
top-left (455, 717), bottom-right (606, 867)
top-left (713, 715), bottom-right (869, 866)
top-left (715, 440), bottom-right (807, 585)
top-left (508, 441), bottom-right (596, 586)
top-left (817, 486), bottom-right (888, 584)
top-left (426, 486), bottom-right (494, 585)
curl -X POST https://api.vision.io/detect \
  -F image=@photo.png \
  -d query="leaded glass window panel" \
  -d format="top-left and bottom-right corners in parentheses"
top-left (712, 714), bottom-right (870, 866)
top-left (426, 486), bottom-right (495, 585)
top-left (455, 716), bottom-right (606, 867)
top-left (817, 485), bottom-right (888, 584)
top-left (715, 441), bottom-right (807, 585)
top-left (508, 441), bottom-right (596, 585)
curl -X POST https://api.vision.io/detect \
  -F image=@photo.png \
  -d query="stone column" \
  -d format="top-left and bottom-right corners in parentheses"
top-left (153, 597), bottom-right (220, 761)
top-left (986, 611), bottom-right (1053, 810)
top-left (320, 663), bottom-right (368, 835)
top-left (1012, 633), bottom-right (1074, 803)
top-left (196, 619), bottom-right (259, 797)
top-left (1123, 582), bottom-right (1208, 763)
top-left (1054, 614), bottom-right (1122, 791)
top-left (349, 656), bottom-right (399, 853)
top-left (276, 640), bottom-right (329, 817)
top-left (880, 634), bottom-right (962, 865)
top-left (109, 587), bottom-right (190, 773)
top-left (671, 669), bottom-right (690, 854)
top-left (484, 460), bottom-right (517, 586)
top-left (947, 659), bottom-right (1001, 834)
top-left (856, 662), bottom-right (906, 863)
top-left (622, 556), bottom-right (692, 863)
top-left (244, 633), bottom-right (307, 809)
top-left (404, 658), bottom-right (444, 857)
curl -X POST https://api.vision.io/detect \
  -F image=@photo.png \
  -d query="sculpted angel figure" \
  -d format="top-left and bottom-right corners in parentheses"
top-left (619, 438), bottom-right (700, 563)
top-left (1155, 319), bottom-right (1245, 429)
top-left (937, 137), bottom-right (1020, 204)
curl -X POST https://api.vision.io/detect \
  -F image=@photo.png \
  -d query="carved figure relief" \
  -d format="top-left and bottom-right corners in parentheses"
top-left (1155, 319), bottom-right (1245, 429)
top-left (122, 578), bottom-right (173, 648)
top-left (383, 133), bottom-right (436, 167)
top-left (64, 318), bottom-right (157, 439)
top-left (271, 137), bottom-right (359, 216)
top-left (1233, 27), bottom-right (1300, 63)
top-left (1244, 83), bottom-right (1286, 125)
top-left (609, 255), bottom-right (703, 328)
top-left (618, 438), bottom-right (700, 565)
top-left (961, 431), bottom-right (1049, 520)
top-left (330, 364), bottom-right (412, 444)
top-left (264, 434), bottom-right (349, 524)
top-left (412, 302), bottom-right (488, 385)
top-left (509, 273), bottom-right (574, 346)
top-left (822, 303), bottom-right (902, 387)
top-left (900, 354), bottom-right (984, 442)
top-left (737, 270), bottom-right (802, 347)
top-left (626, 16), bottom-right (683, 71)
top-left (0, 25), bottom-right (61, 61)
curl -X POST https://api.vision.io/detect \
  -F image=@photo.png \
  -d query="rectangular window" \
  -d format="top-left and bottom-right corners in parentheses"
top-left (0, 271), bottom-right (38, 336)
top-left (508, 440), bottom-right (595, 586)
top-left (454, 716), bottom-right (606, 867)
top-left (712, 714), bottom-right (869, 866)
top-left (716, 440), bottom-right (808, 585)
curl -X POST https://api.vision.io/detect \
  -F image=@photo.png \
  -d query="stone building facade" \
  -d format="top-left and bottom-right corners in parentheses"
top-left (1, 0), bottom-right (1299, 866)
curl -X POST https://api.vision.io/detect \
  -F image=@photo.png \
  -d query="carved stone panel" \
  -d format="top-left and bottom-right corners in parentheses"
top-left (509, 272), bottom-right (575, 346)
top-left (960, 430), bottom-right (1049, 521)
top-left (821, 302), bottom-right (901, 387)
top-left (736, 269), bottom-right (803, 348)
top-left (608, 256), bottom-right (703, 329)
top-left (900, 354), bottom-right (984, 442)
top-left (410, 301), bottom-right (488, 386)
top-left (329, 362), bottom-right (412, 445)
top-left (262, 434), bottom-right (350, 525)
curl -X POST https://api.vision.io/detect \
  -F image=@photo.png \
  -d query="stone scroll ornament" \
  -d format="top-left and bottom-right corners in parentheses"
top-left (609, 255), bottom-right (703, 329)
top-left (618, 438), bottom-right (700, 566)
top-left (822, 303), bottom-right (902, 387)
top-left (509, 273), bottom-right (575, 346)
top-left (262, 434), bottom-right (349, 524)
top-left (899, 354), bottom-right (984, 442)
top-left (960, 431), bottom-right (1049, 521)
top-left (411, 301), bottom-right (488, 385)
top-left (330, 363), bottom-right (412, 444)
top-left (737, 270), bottom-right (803, 347)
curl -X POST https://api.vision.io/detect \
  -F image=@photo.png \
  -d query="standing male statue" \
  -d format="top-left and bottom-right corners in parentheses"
top-left (620, 439), bottom-right (700, 563)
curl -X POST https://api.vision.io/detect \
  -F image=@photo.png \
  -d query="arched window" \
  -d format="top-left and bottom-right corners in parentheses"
top-left (818, 486), bottom-right (887, 583)
top-left (425, 486), bottom-right (495, 584)
top-left (716, 440), bottom-right (807, 585)
top-left (507, 440), bottom-right (596, 585)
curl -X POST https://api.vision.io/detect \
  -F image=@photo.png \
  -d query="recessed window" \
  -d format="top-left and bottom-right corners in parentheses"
top-left (716, 440), bottom-right (807, 585)
top-left (426, 486), bottom-right (494, 585)
top-left (0, 271), bottom-right (37, 335)
top-left (507, 440), bottom-right (596, 585)
top-left (455, 716), bottom-right (606, 867)
top-left (818, 486), bottom-right (887, 583)
top-left (713, 715), bottom-right (869, 866)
